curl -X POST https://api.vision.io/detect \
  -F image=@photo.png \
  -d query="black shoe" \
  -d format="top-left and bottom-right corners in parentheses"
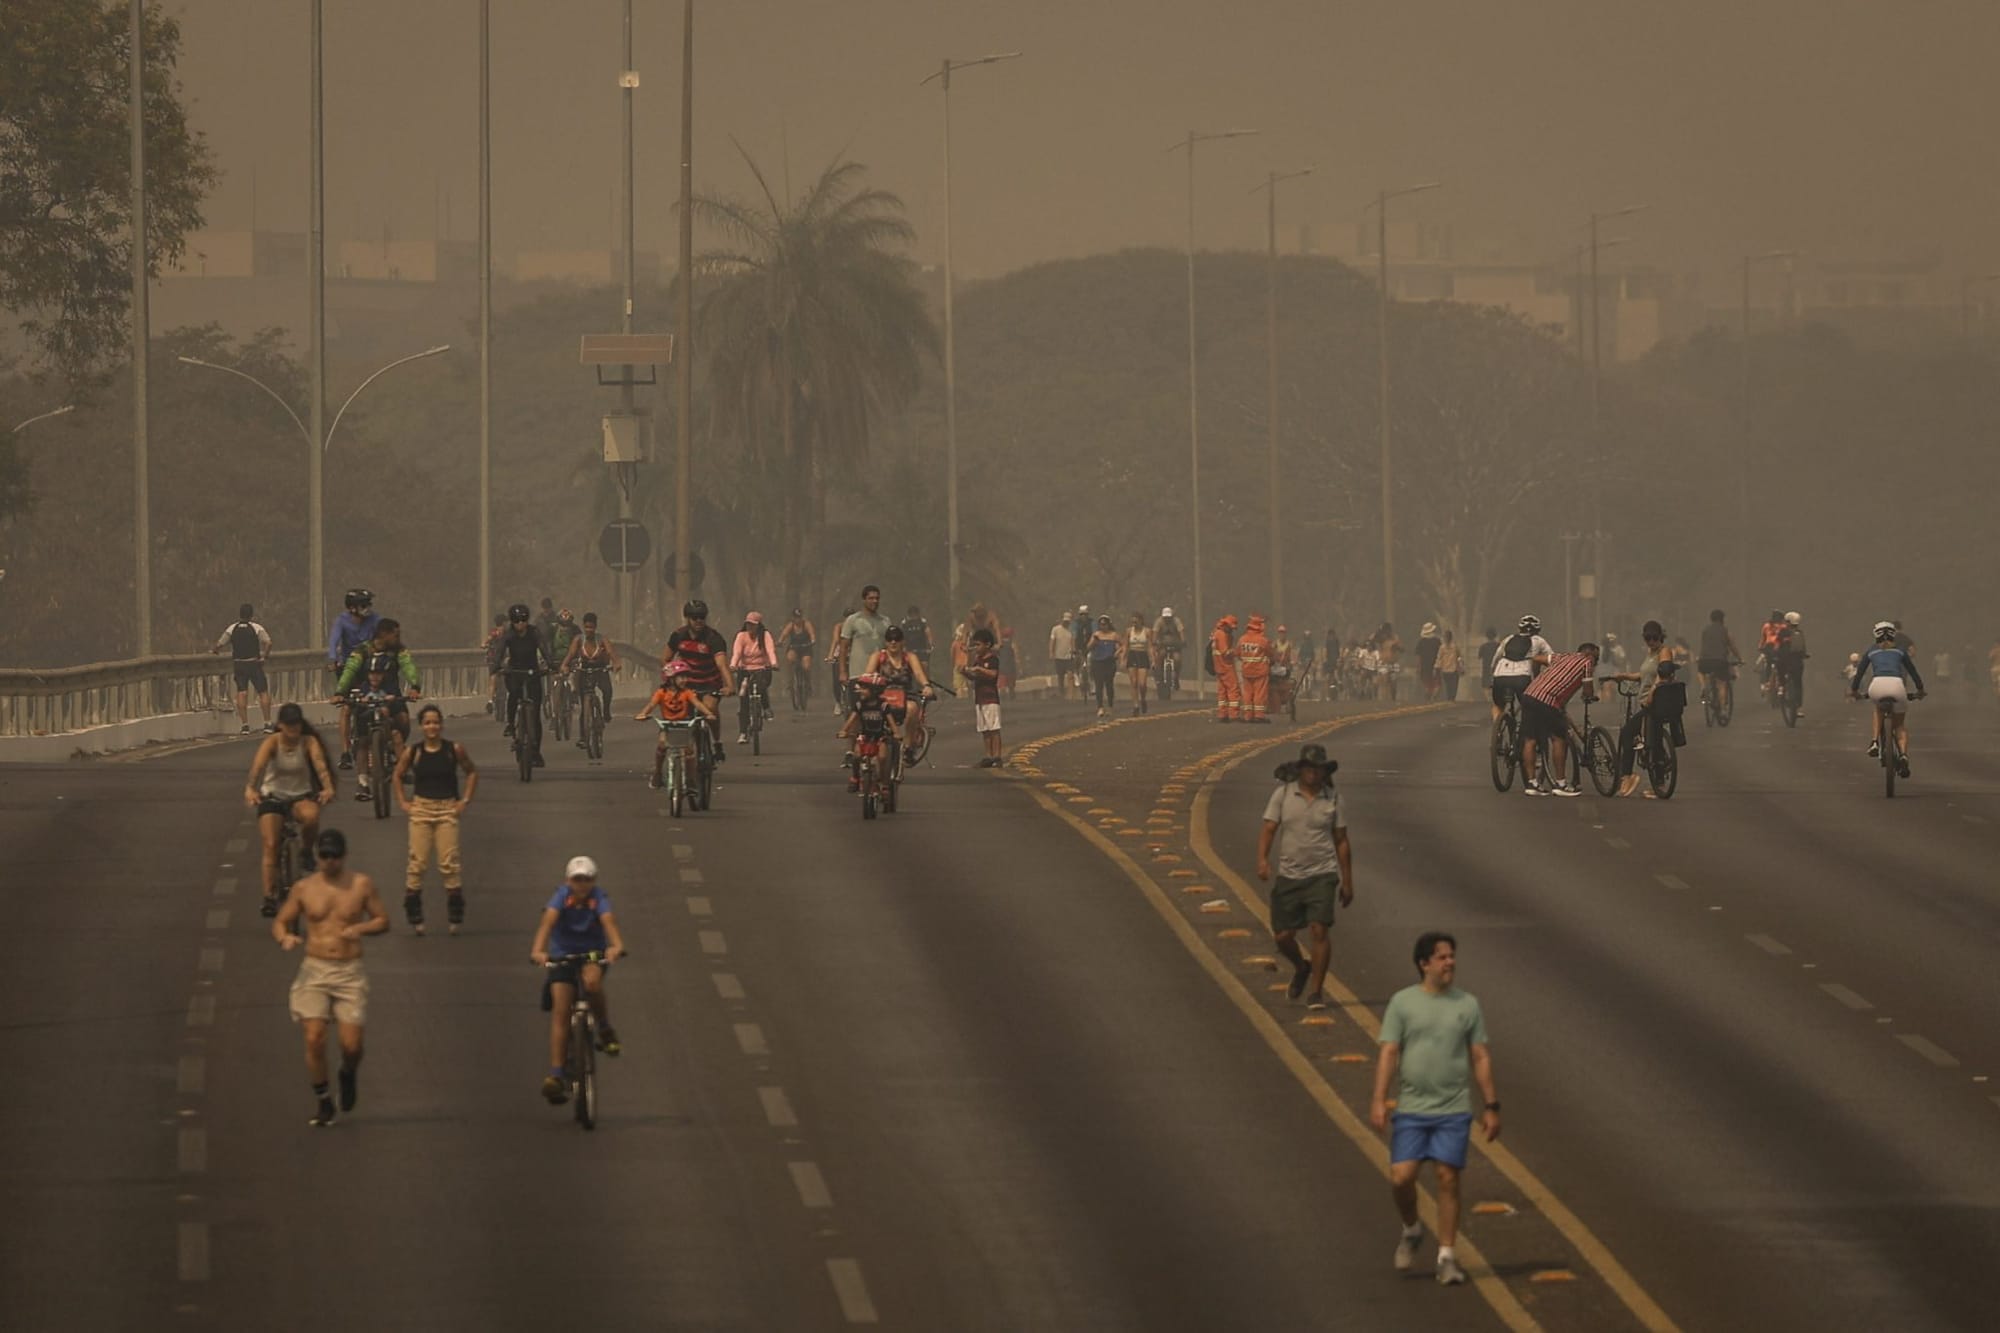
top-left (337, 1066), bottom-right (358, 1112)
top-left (260, 894), bottom-right (280, 918)
top-left (532, 752), bottom-right (545, 768)
top-left (600, 1027), bottom-right (622, 1056)
top-left (1287, 960), bottom-right (1312, 1001)
top-left (1897, 757), bottom-right (1911, 778)
top-left (541, 1075), bottom-right (568, 1105)
top-left (713, 747), bottom-right (727, 764)
top-left (503, 724), bottom-right (514, 738)
top-left (310, 1096), bottom-right (338, 1127)
top-left (1306, 993), bottom-right (1329, 1012)
top-left (338, 753), bottom-right (354, 770)
top-left (404, 893), bottom-right (425, 928)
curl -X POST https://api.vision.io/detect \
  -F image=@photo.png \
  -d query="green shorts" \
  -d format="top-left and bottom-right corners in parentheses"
top-left (1270, 873), bottom-right (1339, 933)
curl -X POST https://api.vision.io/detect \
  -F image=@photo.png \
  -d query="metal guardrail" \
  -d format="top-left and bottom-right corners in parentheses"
top-left (0, 643), bottom-right (658, 738)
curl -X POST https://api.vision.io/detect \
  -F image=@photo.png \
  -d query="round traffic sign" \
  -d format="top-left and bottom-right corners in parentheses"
top-left (598, 519), bottom-right (651, 573)
top-left (661, 550), bottom-right (706, 591)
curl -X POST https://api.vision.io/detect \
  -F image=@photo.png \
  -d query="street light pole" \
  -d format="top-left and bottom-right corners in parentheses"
top-left (1367, 181), bottom-right (1439, 631)
top-left (923, 51), bottom-right (1020, 630)
top-left (1169, 128), bottom-right (1258, 699)
top-left (1585, 203), bottom-right (1647, 647)
top-left (129, 0), bottom-right (151, 655)
top-left (308, 0), bottom-right (326, 648)
top-left (617, 0), bottom-right (637, 645)
top-left (674, 0), bottom-right (695, 645)
top-left (478, 0), bottom-right (491, 639)
top-left (1252, 167), bottom-right (1312, 623)
top-left (1738, 249), bottom-right (1796, 615)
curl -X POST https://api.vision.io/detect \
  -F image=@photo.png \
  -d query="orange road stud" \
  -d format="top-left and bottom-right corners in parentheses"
top-left (1117, 828), bottom-right (1142, 837)
top-left (1267, 982), bottom-right (1289, 992)
top-left (1169, 869), bottom-right (1198, 878)
top-left (1088, 807), bottom-right (1114, 815)
top-left (1180, 884), bottom-right (1210, 895)
top-left (1331, 1053), bottom-right (1369, 1064)
top-left (1241, 956), bottom-right (1278, 970)
top-left (1217, 928), bottom-right (1252, 940)
top-left (1152, 853), bottom-right (1181, 863)
top-left (1471, 1203), bottom-right (1516, 1217)
top-left (1300, 1014), bottom-right (1336, 1027)
top-left (1067, 796), bottom-right (1093, 804)
top-left (1529, 1270), bottom-right (1578, 1284)
top-left (1198, 901), bottom-right (1229, 915)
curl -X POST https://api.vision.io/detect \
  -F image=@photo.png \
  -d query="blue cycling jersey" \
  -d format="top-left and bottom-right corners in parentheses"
top-left (1853, 645), bottom-right (1922, 691)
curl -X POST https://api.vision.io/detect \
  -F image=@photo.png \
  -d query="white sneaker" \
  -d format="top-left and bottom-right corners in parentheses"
top-left (1523, 782), bottom-right (1548, 797)
top-left (736, 733), bottom-right (748, 744)
top-left (1551, 782), bottom-right (1582, 797)
top-left (1394, 1224), bottom-right (1424, 1271)
top-left (1436, 1254), bottom-right (1467, 1286)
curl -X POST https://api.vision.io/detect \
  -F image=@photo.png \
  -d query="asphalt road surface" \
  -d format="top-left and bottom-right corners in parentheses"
top-left (1, 682), bottom-right (1994, 1332)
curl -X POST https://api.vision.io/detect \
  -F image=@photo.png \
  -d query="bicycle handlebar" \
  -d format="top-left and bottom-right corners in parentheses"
top-left (542, 951), bottom-right (625, 967)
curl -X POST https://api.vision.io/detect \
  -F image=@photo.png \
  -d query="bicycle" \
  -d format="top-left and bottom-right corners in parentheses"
top-left (1158, 647), bottom-right (1182, 702)
top-left (742, 673), bottom-right (770, 756)
top-left (900, 683), bottom-right (951, 767)
top-left (546, 672), bottom-right (573, 744)
top-left (542, 951), bottom-right (620, 1131)
top-left (1773, 659), bottom-right (1804, 729)
top-left (1614, 681), bottom-right (1678, 799)
top-left (855, 730), bottom-right (900, 820)
top-left (346, 691), bottom-right (398, 820)
top-left (652, 719), bottom-right (702, 817)
top-left (1490, 691), bottom-right (1525, 792)
top-left (502, 668), bottom-right (544, 783)
top-left (787, 650), bottom-right (815, 713)
top-left (1273, 664), bottom-right (1298, 722)
top-left (1701, 663), bottom-right (1738, 728)
top-left (573, 667), bottom-right (610, 760)
top-left (1860, 691), bottom-right (1919, 797)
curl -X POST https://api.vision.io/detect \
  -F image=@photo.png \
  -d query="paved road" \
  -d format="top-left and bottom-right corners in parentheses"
top-left (2, 685), bottom-right (1993, 1331)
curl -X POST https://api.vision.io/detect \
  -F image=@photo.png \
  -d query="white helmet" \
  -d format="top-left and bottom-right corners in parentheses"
top-left (1160, 606), bottom-right (1174, 618)
top-left (1872, 620), bottom-right (1897, 640)
top-left (564, 855), bottom-right (599, 880)
top-left (1784, 611), bottom-right (1801, 626)
top-left (1517, 614), bottom-right (1541, 633)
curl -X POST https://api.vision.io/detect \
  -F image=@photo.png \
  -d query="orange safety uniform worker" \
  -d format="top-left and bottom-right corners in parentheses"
top-left (1238, 614), bottom-right (1273, 723)
top-left (1211, 615), bottom-right (1242, 722)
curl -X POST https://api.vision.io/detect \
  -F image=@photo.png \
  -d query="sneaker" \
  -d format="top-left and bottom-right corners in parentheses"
top-left (648, 772), bottom-right (663, 791)
top-left (338, 753), bottom-right (354, 770)
top-left (1897, 756), bottom-right (1911, 778)
top-left (502, 724), bottom-right (514, 738)
top-left (264, 722), bottom-right (278, 733)
top-left (1287, 959), bottom-right (1312, 1001)
top-left (240, 723), bottom-right (251, 735)
top-left (1305, 993), bottom-right (1329, 1011)
top-left (1867, 739), bottom-right (1881, 758)
top-left (847, 776), bottom-right (861, 793)
top-left (1436, 1255), bottom-right (1467, 1286)
top-left (309, 1096), bottom-right (339, 1128)
top-left (575, 737), bottom-right (588, 749)
top-left (353, 785), bottom-right (372, 802)
top-left (541, 1075), bottom-right (569, 1105)
top-left (713, 746), bottom-right (727, 765)
top-left (532, 752), bottom-right (545, 768)
top-left (600, 1027), bottom-right (622, 1056)
top-left (1394, 1223), bottom-right (1424, 1271)
top-left (337, 1066), bottom-right (358, 1112)
top-left (484, 700), bottom-right (494, 714)
top-left (1523, 781), bottom-right (1549, 797)
top-left (737, 732), bottom-right (749, 745)
top-left (1551, 782), bottom-right (1582, 798)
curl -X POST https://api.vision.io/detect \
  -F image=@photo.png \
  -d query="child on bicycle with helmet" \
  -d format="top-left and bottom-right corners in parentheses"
top-left (837, 672), bottom-right (901, 792)
top-left (635, 660), bottom-right (717, 791)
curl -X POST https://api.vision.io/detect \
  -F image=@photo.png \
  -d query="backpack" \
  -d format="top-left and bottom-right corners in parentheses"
top-left (229, 621), bottom-right (261, 660)
top-left (1502, 632), bottom-right (1533, 662)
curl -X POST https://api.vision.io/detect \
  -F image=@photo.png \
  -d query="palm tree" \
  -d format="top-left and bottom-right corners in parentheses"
top-left (695, 150), bottom-right (938, 610)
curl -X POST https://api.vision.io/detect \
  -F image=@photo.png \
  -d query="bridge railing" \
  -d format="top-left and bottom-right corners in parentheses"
top-left (0, 644), bottom-right (658, 738)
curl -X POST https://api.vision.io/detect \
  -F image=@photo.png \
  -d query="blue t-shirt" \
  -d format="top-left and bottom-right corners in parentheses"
top-left (545, 885), bottom-right (613, 956)
top-left (328, 611), bottom-right (381, 666)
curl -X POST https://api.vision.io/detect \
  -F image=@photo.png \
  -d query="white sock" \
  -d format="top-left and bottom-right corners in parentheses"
top-left (1403, 1222), bottom-right (1423, 1238)
top-left (1437, 1245), bottom-right (1456, 1262)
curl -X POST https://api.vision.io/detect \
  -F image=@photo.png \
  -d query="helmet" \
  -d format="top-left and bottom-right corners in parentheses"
top-left (507, 602), bottom-right (531, 622)
top-left (1872, 620), bottom-right (1897, 641)
top-left (683, 599), bottom-right (709, 620)
top-left (884, 624), bottom-right (905, 641)
top-left (662, 659), bottom-right (693, 680)
top-left (558, 608), bottom-right (575, 623)
top-left (366, 652), bottom-right (395, 674)
top-left (345, 588), bottom-right (374, 610)
top-left (1517, 615), bottom-right (1541, 633)
top-left (854, 672), bottom-right (887, 691)
top-left (1161, 607), bottom-right (1174, 618)
top-left (564, 855), bottom-right (598, 881)
top-left (1784, 611), bottom-right (1801, 626)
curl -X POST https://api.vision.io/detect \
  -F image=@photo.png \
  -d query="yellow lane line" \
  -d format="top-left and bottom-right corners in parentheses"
top-left (1012, 777), bottom-right (1538, 1331)
top-left (1186, 715), bottom-right (1682, 1333)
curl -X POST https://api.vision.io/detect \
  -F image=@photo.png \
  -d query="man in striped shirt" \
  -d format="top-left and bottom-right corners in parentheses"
top-left (1520, 642), bottom-right (1601, 796)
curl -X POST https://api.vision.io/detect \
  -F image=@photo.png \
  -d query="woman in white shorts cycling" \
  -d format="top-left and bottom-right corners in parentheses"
top-left (1848, 621), bottom-right (1926, 776)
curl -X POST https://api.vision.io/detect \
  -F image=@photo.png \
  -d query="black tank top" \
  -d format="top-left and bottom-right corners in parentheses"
top-left (411, 741), bottom-right (460, 800)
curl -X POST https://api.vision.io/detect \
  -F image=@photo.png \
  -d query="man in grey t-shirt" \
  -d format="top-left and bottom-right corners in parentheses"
top-left (1255, 743), bottom-right (1353, 1011)
top-left (834, 585), bottom-right (890, 693)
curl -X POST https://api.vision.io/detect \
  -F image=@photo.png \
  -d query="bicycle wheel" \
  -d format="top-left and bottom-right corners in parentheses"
top-left (277, 826), bottom-right (297, 894)
top-left (1716, 684), bottom-right (1734, 727)
top-left (669, 751), bottom-right (685, 818)
top-left (1647, 727), bottom-right (1678, 799)
top-left (860, 759), bottom-right (877, 819)
top-left (517, 705), bottom-right (535, 783)
top-left (372, 727), bottom-right (393, 819)
top-left (1780, 683), bottom-right (1798, 729)
top-left (572, 1010), bottom-right (597, 1130)
top-left (883, 742), bottom-right (901, 814)
top-left (1488, 712), bottom-right (1519, 792)
top-left (1587, 727), bottom-right (1620, 796)
top-left (1884, 742), bottom-right (1897, 798)
top-left (581, 693), bottom-right (602, 760)
top-left (750, 696), bottom-right (763, 756)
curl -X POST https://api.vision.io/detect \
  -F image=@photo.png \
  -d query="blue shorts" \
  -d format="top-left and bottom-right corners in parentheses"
top-left (1390, 1112), bottom-right (1473, 1168)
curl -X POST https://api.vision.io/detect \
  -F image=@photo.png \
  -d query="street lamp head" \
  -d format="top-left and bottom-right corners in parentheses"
top-left (1249, 166), bottom-right (1315, 194)
top-left (923, 51), bottom-right (1023, 85)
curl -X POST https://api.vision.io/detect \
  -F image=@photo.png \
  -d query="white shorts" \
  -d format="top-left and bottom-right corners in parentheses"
top-left (974, 703), bottom-right (1002, 734)
top-left (1865, 676), bottom-right (1908, 710)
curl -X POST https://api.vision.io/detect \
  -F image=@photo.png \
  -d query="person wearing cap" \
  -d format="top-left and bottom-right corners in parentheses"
top-left (530, 855), bottom-right (626, 1103)
top-left (1152, 606), bottom-right (1185, 701)
top-left (1210, 614), bottom-right (1242, 721)
top-left (1071, 604), bottom-right (1093, 686)
top-left (1416, 623), bottom-right (1444, 702)
top-left (1255, 743), bottom-right (1353, 1010)
top-left (729, 611), bottom-right (780, 743)
top-left (1048, 611), bottom-right (1077, 701)
top-left (211, 602), bottom-right (274, 733)
top-left (777, 608), bottom-right (818, 709)
top-left (1238, 614), bottom-right (1274, 723)
top-left (273, 827), bottom-right (389, 1128)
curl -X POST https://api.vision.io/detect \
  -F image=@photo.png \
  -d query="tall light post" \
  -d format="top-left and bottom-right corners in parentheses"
top-left (673, 0), bottom-right (695, 643)
top-left (1738, 249), bottom-right (1796, 614)
top-left (1251, 166), bottom-right (1312, 623)
top-left (308, 0), bottom-right (327, 645)
top-left (616, 0), bottom-right (638, 644)
top-left (1169, 127), bottom-right (1258, 696)
top-left (922, 50), bottom-right (1020, 628)
top-left (1959, 272), bottom-right (2000, 336)
top-left (1585, 203), bottom-right (1647, 645)
top-left (178, 346), bottom-right (450, 643)
top-left (478, 0), bottom-right (491, 638)
top-left (128, 0), bottom-right (151, 654)
top-left (1366, 181), bottom-right (1439, 629)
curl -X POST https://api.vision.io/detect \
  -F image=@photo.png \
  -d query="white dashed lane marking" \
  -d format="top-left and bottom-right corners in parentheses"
top-left (759, 1086), bottom-right (798, 1127)
top-left (177, 1128), bottom-right (206, 1173)
top-left (712, 973), bottom-right (745, 1001)
top-left (1654, 874), bottom-right (1689, 890)
top-left (698, 931), bottom-right (727, 956)
top-left (1604, 835), bottom-right (1631, 851)
top-left (177, 1222), bottom-right (209, 1282)
top-left (1744, 934), bottom-right (1792, 956)
top-left (222, 839), bottom-right (246, 855)
top-left (204, 909), bottom-right (230, 932)
top-left (1896, 1035), bottom-right (1960, 1068)
top-left (1819, 984), bottom-right (1874, 1011)
top-left (672, 844), bottom-right (694, 860)
top-left (685, 896), bottom-right (712, 916)
top-left (198, 945), bottom-right (224, 973)
top-left (825, 1259), bottom-right (879, 1324)
top-left (185, 996), bottom-right (215, 1028)
top-left (734, 1023), bottom-right (769, 1057)
top-left (789, 1162), bottom-right (835, 1208)
top-left (211, 877), bottom-right (235, 897)
top-left (177, 1056), bottom-right (205, 1095)
top-left (680, 867), bottom-right (706, 884)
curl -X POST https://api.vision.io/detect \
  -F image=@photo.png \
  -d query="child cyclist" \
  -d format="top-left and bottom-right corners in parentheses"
top-left (528, 855), bottom-right (626, 1104)
top-left (837, 672), bottom-right (901, 792)
top-left (635, 660), bottom-right (718, 790)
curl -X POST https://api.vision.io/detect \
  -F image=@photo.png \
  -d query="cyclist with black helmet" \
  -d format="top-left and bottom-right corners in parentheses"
top-left (496, 603), bottom-right (554, 768)
top-left (1488, 615), bottom-right (1552, 722)
top-left (327, 589), bottom-right (381, 770)
top-left (334, 619), bottom-right (421, 802)
top-left (662, 599), bottom-right (736, 764)
top-left (837, 672), bottom-right (901, 792)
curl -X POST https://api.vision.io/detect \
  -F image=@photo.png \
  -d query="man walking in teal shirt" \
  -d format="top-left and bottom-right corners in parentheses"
top-left (1369, 931), bottom-right (1502, 1287)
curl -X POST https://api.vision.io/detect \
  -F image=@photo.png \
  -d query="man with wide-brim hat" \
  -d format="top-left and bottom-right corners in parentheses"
top-left (1256, 742), bottom-right (1354, 1010)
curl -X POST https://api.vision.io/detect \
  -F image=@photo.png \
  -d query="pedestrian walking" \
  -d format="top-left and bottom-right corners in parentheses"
top-left (1476, 627), bottom-right (1501, 692)
top-left (1254, 743), bottom-right (1352, 1010)
top-left (211, 602), bottom-right (275, 733)
top-left (1049, 612), bottom-right (1077, 701)
top-left (1369, 931), bottom-right (1501, 1287)
top-left (1124, 612), bottom-right (1154, 714)
top-left (1436, 630), bottom-right (1463, 701)
top-left (1416, 622), bottom-right (1443, 702)
top-left (1374, 623), bottom-right (1405, 701)
top-left (391, 704), bottom-right (478, 934)
top-left (1210, 614), bottom-right (1242, 721)
top-left (996, 627), bottom-right (1019, 699)
top-left (963, 626), bottom-right (1005, 766)
top-left (1084, 614), bottom-right (1123, 717)
top-left (273, 828), bottom-right (389, 1127)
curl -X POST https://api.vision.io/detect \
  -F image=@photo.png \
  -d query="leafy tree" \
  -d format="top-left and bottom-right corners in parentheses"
top-left (0, 1), bottom-right (218, 386)
top-left (694, 152), bottom-right (938, 610)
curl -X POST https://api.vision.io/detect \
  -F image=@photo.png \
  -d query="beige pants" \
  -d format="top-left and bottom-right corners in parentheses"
top-left (405, 796), bottom-right (462, 890)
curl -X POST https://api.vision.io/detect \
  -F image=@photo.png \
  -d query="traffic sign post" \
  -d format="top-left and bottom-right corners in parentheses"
top-left (600, 518), bottom-right (651, 574)
top-left (661, 550), bottom-right (705, 592)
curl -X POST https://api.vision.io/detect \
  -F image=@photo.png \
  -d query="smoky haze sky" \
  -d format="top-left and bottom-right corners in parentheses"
top-left (168, 0), bottom-right (2000, 288)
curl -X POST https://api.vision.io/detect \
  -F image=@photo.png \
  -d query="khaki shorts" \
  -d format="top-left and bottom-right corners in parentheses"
top-left (290, 955), bottom-right (369, 1026)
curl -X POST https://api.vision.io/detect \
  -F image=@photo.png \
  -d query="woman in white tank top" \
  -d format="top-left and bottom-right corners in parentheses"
top-left (1125, 614), bottom-right (1154, 715)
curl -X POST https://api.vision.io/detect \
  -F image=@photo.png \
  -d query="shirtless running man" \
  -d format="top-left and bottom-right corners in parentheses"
top-left (273, 828), bottom-right (388, 1127)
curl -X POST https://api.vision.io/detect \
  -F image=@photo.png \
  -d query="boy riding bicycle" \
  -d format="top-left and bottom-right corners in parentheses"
top-left (837, 673), bottom-right (902, 792)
